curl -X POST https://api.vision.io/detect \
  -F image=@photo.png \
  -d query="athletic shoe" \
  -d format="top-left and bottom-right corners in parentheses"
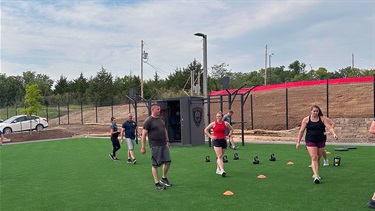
top-left (132, 159), bottom-right (137, 164)
top-left (308, 165), bottom-right (312, 168)
top-left (160, 178), bottom-right (172, 187)
top-left (367, 199), bottom-right (375, 208)
top-left (155, 182), bottom-right (166, 190)
top-left (231, 146), bottom-right (239, 150)
top-left (127, 159), bottom-right (132, 163)
top-left (108, 154), bottom-right (115, 161)
top-left (323, 159), bottom-right (329, 166)
top-left (114, 157), bottom-right (119, 161)
top-left (221, 170), bottom-right (226, 177)
top-left (216, 168), bottom-right (221, 175)
top-left (313, 175), bottom-right (320, 184)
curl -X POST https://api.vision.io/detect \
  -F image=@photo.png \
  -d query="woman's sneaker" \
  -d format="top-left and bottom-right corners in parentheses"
top-left (220, 170), bottom-right (226, 177)
top-left (216, 168), bottom-right (221, 175)
top-left (313, 175), bottom-right (321, 184)
top-left (323, 159), bottom-right (329, 166)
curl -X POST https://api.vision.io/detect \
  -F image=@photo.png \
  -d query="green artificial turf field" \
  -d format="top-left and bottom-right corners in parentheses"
top-left (1, 138), bottom-right (374, 211)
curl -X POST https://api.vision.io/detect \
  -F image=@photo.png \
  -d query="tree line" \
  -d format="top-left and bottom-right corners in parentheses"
top-left (0, 59), bottom-right (374, 108)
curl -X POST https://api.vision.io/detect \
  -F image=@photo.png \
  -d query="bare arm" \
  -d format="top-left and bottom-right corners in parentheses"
top-left (225, 122), bottom-right (233, 138)
top-left (296, 117), bottom-right (308, 149)
top-left (369, 119), bottom-right (375, 135)
top-left (120, 128), bottom-right (125, 143)
top-left (322, 117), bottom-right (338, 139)
top-left (204, 122), bottom-right (215, 139)
top-left (140, 129), bottom-right (148, 154)
top-left (165, 128), bottom-right (170, 147)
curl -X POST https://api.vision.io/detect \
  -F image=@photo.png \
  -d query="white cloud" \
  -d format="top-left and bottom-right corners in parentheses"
top-left (1, 0), bottom-right (374, 82)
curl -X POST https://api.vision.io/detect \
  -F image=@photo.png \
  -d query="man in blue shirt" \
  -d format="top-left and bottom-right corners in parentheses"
top-left (121, 113), bottom-right (138, 164)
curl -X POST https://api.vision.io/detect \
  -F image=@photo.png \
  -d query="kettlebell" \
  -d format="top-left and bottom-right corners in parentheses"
top-left (223, 155), bottom-right (228, 163)
top-left (253, 155), bottom-right (259, 164)
top-left (270, 153), bottom-right (276, 161)
top-left (205, 156), bottom-right (210, 162)
top-left (234, 153), bottom-right (239, 160)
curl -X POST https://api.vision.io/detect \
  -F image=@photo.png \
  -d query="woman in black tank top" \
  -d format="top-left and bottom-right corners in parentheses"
top-left (296, 105), bottom-right (338, 184)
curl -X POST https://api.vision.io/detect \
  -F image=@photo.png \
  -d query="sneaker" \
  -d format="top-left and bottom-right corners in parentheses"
top-left (108, 154), bottom-right (115, 161)
top-left (221, 170), bottom-right (226, 177)
top-left (308, 165), bottom-right (312, 168)
top-left (155, 182), bottom-right (166, 190)
top-left (216, 168), bottom-right (221, 175)
top-left (114, 157), bottom-right (119, 161)
top-left (323, 159), bottom-right (329, 166)
top-left (367, 199), bottom-right (375, 208)
top-left (132, 159), bottom-right (137, 164)
top-left (231, 146), bottom-right (239, 150)
top-left (313, 175), bottom-right (320, 184)
top-left (127, 159), bottom-right (132, 163)
top-left (160, 178), bottom-right (172, 187)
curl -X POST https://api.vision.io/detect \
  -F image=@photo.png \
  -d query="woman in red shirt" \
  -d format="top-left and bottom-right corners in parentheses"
top-left (204, 111), bottom-right (233, 177)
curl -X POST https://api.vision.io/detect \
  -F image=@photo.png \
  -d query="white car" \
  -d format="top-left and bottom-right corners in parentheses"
top-left (0, 115), bottom-right (48, 134)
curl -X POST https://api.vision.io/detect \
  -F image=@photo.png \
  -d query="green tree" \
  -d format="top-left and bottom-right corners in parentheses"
top-left (288, 60), bottom-right (306, 75)
top-left (86, 67), bottom-right (114, 105)
top-left (0, 75), bottom-right (25, 107)
top-left (54, 75), bottom-right (71, 95)
top-left (22, 83), bottom-right (43, 116)
top-left (22, 71), bottom-right (53, 97)
top-left (210, 63), bottom-right (232, 90)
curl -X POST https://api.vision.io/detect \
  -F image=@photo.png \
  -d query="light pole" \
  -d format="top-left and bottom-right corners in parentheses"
top-left (194, 33), bottom-right (208, 127)
top-left (268, 53), bottom-right (274, 82)
top-left (140, 40), bottom-right (144, 98)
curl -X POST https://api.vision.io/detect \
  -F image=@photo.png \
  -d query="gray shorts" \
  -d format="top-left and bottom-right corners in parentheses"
top-left (151, 145), bottom-right (171, 167)
top-left (125, 138), bottom-right (135, 150)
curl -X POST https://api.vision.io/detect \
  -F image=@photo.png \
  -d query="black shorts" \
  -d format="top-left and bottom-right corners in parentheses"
top-left (151, 146), bottom-right (171, 167)
top-left (213, 139), bottom-right (227, 149)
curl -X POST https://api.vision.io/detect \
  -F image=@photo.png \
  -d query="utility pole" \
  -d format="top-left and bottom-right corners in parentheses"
top-left (264, 45), bottom-right (268, 86)
top-left (352, 53), bottom-right (354, 69)
top-left (140, 40), bottom-right (144, 98)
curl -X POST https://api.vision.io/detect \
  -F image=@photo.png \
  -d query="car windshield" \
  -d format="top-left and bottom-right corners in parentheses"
top-left (3, 116), bottom-right (23, 123)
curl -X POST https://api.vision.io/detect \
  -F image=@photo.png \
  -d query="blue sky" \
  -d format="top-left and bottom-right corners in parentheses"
top-left (1, 0), bottom-right (374, 82)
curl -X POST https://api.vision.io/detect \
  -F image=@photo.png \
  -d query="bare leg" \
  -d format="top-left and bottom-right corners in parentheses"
top-left (129, 149), bottom-right (135, 160)
top-left (214, 146), bottom-right (224, 171)
top-left (307, 146), bottom-right (319, 177)
top-left (162, 163), bottom-right (170, 178)
top-left (152, 167), bottom-right (159, 183)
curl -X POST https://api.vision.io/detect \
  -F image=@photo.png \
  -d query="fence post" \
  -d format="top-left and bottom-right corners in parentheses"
top-left (326, 79), bottom-right (329, 117)
top-left (240, 94), bottom-right (245, 146)
top-left (80, 101), bottom-right (83, 125)
top-left (286, 88), bottom-right (289, 130)
top-left (58, 103), bottom-right (60, 125)
top-left (220, 96), bottom-right (223, 112)
top-left (67, 98), bottom-right (70, 125)
top-left (95, 101), bottom-right (98, 123)
top-left (373, 74), bottom-right (375, 117)
top-left (250, 94), bottom-right (254, 130)
top-left (111, 100), bottom-right (114, 117)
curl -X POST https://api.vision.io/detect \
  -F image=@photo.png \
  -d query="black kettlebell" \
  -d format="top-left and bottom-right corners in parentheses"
top-left (253, 155), bottom-right (259, 164)
top-left (205, 156), bottom-right (210, 162)
top-left (234, 153), bottom-right (239, 160)
top-left (223, 155), bottom-right (228, 163)
top-left (270, 153), bottom-right (276, 161)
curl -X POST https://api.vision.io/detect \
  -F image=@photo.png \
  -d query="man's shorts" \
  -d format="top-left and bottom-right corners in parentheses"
top-left (151, 145), bottom-right (171, 167)
top-left (213, 139), bottom-right (227, 149)
top-left (306, 141), bottom-right (326, 148)
top-left (125, 138), bottom-right (135, 150)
